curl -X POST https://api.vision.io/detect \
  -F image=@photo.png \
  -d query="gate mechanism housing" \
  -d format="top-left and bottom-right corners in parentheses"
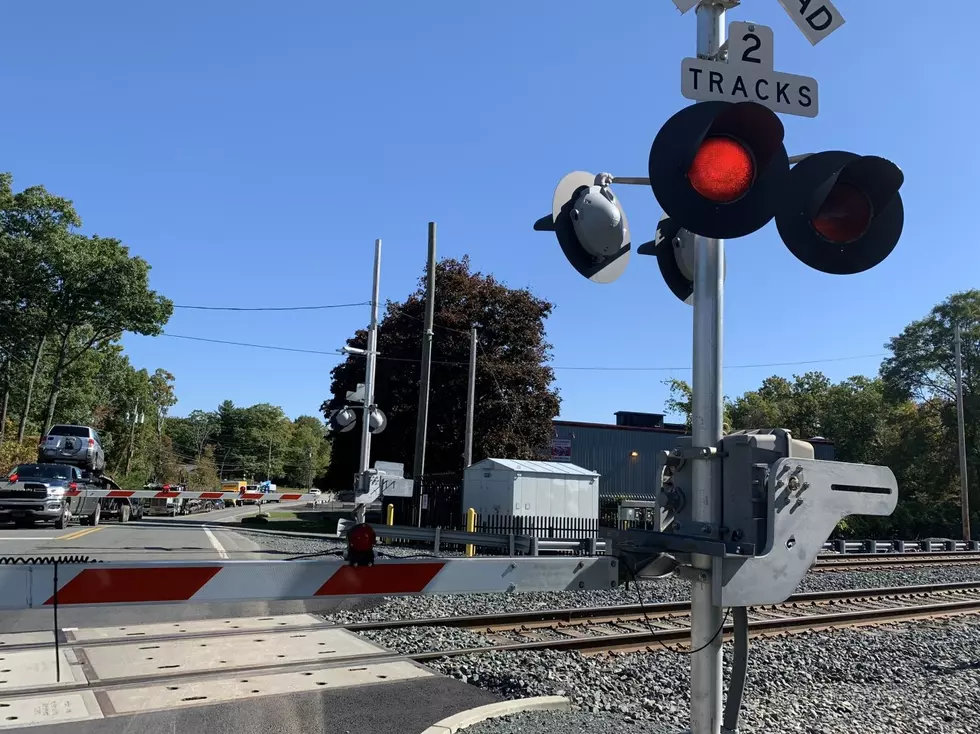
top-left (609, 429), bottom-right (898, 606)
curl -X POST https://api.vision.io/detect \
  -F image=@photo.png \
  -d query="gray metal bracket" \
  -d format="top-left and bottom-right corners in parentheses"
top-left (716, 458), bottom-right (898, 606)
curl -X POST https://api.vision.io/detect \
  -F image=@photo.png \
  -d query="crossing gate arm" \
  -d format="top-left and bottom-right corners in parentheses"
top-left (0, 556), bottom-right (620, 611)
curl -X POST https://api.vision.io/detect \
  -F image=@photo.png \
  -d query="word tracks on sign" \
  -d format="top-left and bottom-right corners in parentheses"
top-left (681, 21), bottom-right (818, 118)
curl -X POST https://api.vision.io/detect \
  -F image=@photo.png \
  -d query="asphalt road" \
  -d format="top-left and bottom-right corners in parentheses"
top-left (0, 503), bottom-right (502, 734)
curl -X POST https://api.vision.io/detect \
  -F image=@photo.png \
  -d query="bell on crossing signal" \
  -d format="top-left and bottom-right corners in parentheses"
top-left (638, 214), bottom-right (727, 305)
top-left (533, 171), bottom-right (631, 284)
top-left (329, 407), bottom-right (357, 433)
top-left (775, 152), bottom-right (905, 275)
top-left (346, 522), bottom-right (376, 566)
top-left (648, 101), bottom-right (789, 240)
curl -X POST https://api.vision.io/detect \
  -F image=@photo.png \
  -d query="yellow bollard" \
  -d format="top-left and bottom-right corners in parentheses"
top-left (465, 507), bottom-right (476, 557)
top-left (385, 504), bottom-right (395, 546)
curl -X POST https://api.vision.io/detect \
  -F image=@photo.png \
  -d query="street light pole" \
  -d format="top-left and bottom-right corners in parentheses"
top-left (690, 3), bottom-right (727, 733)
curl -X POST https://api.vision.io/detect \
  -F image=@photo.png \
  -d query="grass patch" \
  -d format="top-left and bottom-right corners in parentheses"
top-left (240, 510), bottom-right (340, 534)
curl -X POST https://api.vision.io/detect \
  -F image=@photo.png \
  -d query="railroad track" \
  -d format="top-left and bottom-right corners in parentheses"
top-left (812, 552), bottom-right (980, 571)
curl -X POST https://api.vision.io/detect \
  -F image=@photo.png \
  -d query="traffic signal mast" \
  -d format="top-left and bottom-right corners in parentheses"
top-left (533, 2), bottom-right (904, 733)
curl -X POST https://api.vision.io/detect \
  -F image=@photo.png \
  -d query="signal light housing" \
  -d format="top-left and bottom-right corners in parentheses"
top-left (648, 101), bottom-right (789, 240)
top-left (329, 407), bottom-right (357, 433)
top-left (775, 152), bottom-right (904, 275)
top-left (533, 171), bottom-right (631, 284)
top-left (638, 214), bottom-right (727, 305)
top-left (347, 522), bottom-right (377, 566)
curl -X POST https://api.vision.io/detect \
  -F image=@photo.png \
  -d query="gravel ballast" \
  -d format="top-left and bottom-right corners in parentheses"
top-left (442, 614), bottom-right (980, 734)
top-left (230, 526), bottom-right (980, 624)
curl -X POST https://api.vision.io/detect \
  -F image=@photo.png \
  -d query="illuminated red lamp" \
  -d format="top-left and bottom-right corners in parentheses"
top-left (688, 137), bottom-right (755, 204)
top-left (347, 523), bottom-right (377, 567)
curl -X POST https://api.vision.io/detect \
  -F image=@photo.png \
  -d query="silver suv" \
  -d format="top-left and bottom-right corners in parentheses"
top-left (38, 425), bottom-right (106, 474)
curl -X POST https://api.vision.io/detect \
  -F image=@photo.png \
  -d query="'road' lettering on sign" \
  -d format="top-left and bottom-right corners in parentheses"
top-left (776, 0), bottom-right (846, 46)
top-left (680, 58), bottom-right (819, 119)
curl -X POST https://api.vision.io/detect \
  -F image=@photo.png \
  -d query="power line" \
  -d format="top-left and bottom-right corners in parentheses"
top-left (160, 332), bottom-right (887, 372)
top-left (162, 333), bottom-right (344, 356)
top-left (173, 302), bottom-right (370, 312)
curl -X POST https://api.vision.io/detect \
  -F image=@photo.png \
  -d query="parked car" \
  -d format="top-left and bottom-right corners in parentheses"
top-left (38, 425), bottom-right (106, 474)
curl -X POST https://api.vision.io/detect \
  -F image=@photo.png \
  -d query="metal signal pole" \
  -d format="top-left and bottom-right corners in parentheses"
top-left (955, 325), bottom-right (971, 541)
top-left (690, 3), bottom-right (727, 733)
top-left (355, 238), bottom-right (382, 525)
top-left (464, 327), bottom-right (477, 467)
top-left (413, 223), bottom-right (437, 525)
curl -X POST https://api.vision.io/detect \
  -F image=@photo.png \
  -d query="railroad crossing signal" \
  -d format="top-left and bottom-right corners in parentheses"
top-left (776, 151), bottom-right (904, 274)
top-left (638, 214), bottom-right (726, 305)
top-left (533, 171), bottom-right (631, 284)
top-left (649, 100), bottom-right (790, 240)
top-left (648, 99), bottom-right (905, 275)
top-left (329, 407), bottom-right (357, 433)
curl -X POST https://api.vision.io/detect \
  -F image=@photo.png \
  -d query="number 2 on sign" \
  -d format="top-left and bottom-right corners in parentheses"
top-left (728, 23), bottom-right (774, 69)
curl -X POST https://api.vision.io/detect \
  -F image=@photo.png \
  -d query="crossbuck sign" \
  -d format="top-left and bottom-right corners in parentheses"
top-left (681, 21), bottom-right (819, 118)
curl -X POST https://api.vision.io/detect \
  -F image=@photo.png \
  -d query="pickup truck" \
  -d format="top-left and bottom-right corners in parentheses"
top-left (0, 463), bottom-right (142, 527)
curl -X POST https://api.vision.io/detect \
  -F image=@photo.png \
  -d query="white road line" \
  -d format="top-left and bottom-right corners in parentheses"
top-left (202, 526), bottom-right (228, 559)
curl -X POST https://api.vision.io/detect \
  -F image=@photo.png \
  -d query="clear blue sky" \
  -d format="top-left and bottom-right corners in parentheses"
top-left (2, 1), bottom-right (976, 423)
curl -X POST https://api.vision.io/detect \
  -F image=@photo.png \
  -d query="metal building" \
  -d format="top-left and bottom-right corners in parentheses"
top-left (548, 412), bottom-right (837, 502)
top-left (548, 412), bottom-right (687, 501)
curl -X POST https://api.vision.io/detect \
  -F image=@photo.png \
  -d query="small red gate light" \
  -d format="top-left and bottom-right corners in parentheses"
top-left (811, 183), bottom-right (873, 244)
top-left (8, 474), bottom-right (17, 483)
top-left (348, 524), bottom-right (376, 553)
top-left (688, 137), bottom-right (755, 203)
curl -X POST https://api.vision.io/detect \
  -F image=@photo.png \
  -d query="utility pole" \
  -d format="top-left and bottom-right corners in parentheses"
top-left (464, 327), bottom-right (477, 467)
top-left (307, 446), bottom-right (315, 490)
top-left (413, 222), bottom-right (436, 526)
top-left (267, 439), bottom-right (272, 481)
top-left (355, 238), bottom-right (382, 525)
top-left (689, 4), bottom-right (726, 733)
top-left (125, 398), bottom-right (140, 476)
top-left (955, 325), bottom-right (971, 541)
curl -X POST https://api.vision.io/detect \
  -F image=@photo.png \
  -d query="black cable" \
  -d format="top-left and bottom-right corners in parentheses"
top-left (619, 555), bottom-right (731, 656)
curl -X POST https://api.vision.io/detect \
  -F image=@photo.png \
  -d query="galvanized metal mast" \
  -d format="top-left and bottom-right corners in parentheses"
top-left (690, 2), bottom-right (728, 732)
top-left (354, 238), bottom-right (382, 525)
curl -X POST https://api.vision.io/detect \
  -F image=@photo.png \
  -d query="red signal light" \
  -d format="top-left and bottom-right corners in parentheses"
top-left (69, 482), bottom-right (78, 490)
top-left (8, 474), bottom-right (17, 483)
top-left (688, 137), bottom-right (755, 203)
top-left (348, 523), bottom-right (376, 553)
top-left (811, 183), bottom-right (873, 244)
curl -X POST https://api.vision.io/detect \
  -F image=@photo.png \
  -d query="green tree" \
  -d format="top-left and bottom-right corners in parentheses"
top-left (881, 289), bottom-right (980, 523)
top-left (322, 256), bottom-right (560, 488)
top-left (286, 415), bottom-right (331, 488)
top-left (187, 445), bottom-right (220, 490)
top-left (0, 173), bottom-right (82, 444)
top-left (38, 234), bottom-right (173, 434)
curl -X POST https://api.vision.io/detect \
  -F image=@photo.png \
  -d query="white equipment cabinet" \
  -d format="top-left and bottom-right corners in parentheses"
top-left (462, 458), bottom-right (599, 520)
